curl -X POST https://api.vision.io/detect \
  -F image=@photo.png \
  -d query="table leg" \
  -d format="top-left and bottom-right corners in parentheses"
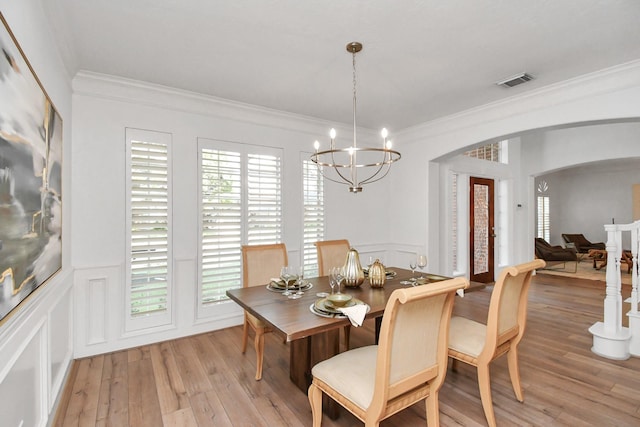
top-left (290, 329), bottom-right (340, 419)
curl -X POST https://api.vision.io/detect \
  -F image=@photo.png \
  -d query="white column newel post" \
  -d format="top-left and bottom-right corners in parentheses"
top-left (589, 223), bottom-right (631, 359)
top-left (603, 226), bottom-right (622, 333)
top-left (628, 221), bottom-right (640, 356)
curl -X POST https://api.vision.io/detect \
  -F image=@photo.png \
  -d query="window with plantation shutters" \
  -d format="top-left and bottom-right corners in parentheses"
top-left (125, 128), bottom-right (173, 330)
top-left (247, 154), bottom-right (282, 244)
top-left (451, 172), bottom-right (459, 272)
top-left (537, 181), bottom-right (550, 242)
top-left (302, 158), bottom-right (324, 277)
top-left (198, 138), bottom-right (282, 311)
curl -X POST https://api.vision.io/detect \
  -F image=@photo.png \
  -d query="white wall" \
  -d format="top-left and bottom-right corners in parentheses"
top-left (389, 61), bottom-right (640, 277)
top-left (70, 73), bottom-right (397, 357)
top-left (536, 163), bottom-right (640, 248)
top-left (0, 1), bottom-right (73, 426)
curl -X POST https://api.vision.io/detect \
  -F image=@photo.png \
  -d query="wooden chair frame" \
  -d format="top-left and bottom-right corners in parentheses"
top-left (448, 259), bottom-right (545, 427)
top-left (315, 239), bottom-right (352, 348)
top-left (241, 243), bottom-right (288, 380)
top-left (309, 277), bottom-right (469, 427)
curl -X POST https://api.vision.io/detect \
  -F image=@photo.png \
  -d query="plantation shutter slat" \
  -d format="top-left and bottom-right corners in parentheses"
top-left (199, 144), bottom-right (283, 307)
top-left (302, 159), bottom-right (324, 277)
top-left (129, 138), bottom-right (171, 318)
top-left (200, 148), bottom-right (243, 304)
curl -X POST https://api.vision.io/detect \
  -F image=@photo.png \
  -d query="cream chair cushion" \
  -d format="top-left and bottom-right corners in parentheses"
top-left (449, 316), bottom-right (487, 358)
top-left (311, 345), bottom-right (377, 409)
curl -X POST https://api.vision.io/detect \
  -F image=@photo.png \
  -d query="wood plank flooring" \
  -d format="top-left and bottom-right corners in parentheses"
top-left (54, 274), bottom-right (640, 426)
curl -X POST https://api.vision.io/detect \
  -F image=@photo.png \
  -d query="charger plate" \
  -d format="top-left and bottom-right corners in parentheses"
top-left (310, 297), bottom-right (369, 317)
top-left (266, 281), bottom-right (313, 292)
top-left (363, 269), bottom-right (397, 278)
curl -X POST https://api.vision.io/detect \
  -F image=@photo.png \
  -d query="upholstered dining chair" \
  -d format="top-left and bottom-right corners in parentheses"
top-left (241, 243), bottom-right (288, 380)
top-left (448, 259), bottom-right (545, 427)
top-left (308, 277), bottom-right (469, 427)
top-left (315, 239), bottom-right (351, 276)
top-left (315, 239), bottom-right (352, 348)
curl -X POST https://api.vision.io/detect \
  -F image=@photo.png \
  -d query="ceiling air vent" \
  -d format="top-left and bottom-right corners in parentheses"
top-left (496, 73), bottom-right (534, 88)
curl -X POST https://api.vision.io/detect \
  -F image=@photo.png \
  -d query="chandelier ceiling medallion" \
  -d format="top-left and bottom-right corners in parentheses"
top-left (310, 42), bottom-right (401, 193)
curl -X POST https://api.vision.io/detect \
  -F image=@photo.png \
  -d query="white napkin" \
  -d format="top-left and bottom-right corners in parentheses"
top-left (457, 289), bottom-right (465, 298)
top-left (338, 304), bottom-right (368, 327)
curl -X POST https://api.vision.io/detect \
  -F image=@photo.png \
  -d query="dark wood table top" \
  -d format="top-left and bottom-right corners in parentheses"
top-left (226, 267), bottom-right (484, 342)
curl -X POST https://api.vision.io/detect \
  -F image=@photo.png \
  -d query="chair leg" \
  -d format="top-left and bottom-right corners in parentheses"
top-left (477, 363), bottom-right (497, 427)
top-left (241, 318), bottom-right (249, 354)
top-left (308, 383), bottom-right (323, 427)
top-left (425, 391), bottom-right (440, 427)
top-left (507, 347), bottom-right (524, 402)
top-left (254, 329), bottom-right (265, 380)
top-left (450, 357), bottom-right (459, 372)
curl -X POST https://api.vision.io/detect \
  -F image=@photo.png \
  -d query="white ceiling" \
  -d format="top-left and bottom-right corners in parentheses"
top-left (44, 0), bottom-right (640, 131)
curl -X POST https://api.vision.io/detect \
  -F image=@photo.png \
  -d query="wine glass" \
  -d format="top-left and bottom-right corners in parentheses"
top-left (292, 265), bottom-right (305, 299)
top-left (280, 266), bottom-right (295, 297)
top-left (409, 254), bottom-right (417, 281)
top-left (329, 267), bottom-right (339, 294)
top-left (335, 267), bottom-right (344, 294)
top-left (417, 254), bottom-right (427, 279)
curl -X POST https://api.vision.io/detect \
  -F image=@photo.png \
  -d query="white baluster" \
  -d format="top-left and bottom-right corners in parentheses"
top-left (628, 220), bottom-right (640, 356)
top-left (589, 223), bottom-right (631, 359)
top-left (603, 225), bottom-right (622, 334)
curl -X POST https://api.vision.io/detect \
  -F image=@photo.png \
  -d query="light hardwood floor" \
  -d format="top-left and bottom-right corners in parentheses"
top-left (54, 274), bottom-right (640, 426)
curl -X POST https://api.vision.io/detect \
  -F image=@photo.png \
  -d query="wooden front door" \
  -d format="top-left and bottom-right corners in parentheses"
top-left (470, 177), bottom-right (495, 283)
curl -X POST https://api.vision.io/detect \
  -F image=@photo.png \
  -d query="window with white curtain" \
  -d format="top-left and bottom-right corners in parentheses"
top-left (125, 128), bottom-right (173, 330)
top-left (302, 158), bottom-right (324, 277)
top-left (198, 138), bottom-right (282, 309)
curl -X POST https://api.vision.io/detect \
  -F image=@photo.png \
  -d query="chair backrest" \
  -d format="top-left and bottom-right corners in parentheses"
top-left (561, 233), bottom-right (590, 249)
top-left (482, 259), bottom-right (545, 355)
top-left (315, 239), bottom-right (350, 276)
top-left (367, 277), bottom-right (469, 416)
top-left (241, 243), bottom-right (288, 288)
top-left (534, 238), bottom-right (550, 258)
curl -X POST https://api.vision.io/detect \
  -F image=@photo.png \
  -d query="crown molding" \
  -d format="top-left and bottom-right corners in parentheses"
top-left (72, 70), bottom-right (339, 136)
top-left (397, 59), bottom-right (640, 145)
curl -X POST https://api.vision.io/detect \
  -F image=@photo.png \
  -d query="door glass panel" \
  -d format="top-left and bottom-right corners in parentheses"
top-left (473, 184), bottom-right (489, 274)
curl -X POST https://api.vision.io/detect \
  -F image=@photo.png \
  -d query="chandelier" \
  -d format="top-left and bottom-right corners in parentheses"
top-left (310, 42), bottom-right (401, 193)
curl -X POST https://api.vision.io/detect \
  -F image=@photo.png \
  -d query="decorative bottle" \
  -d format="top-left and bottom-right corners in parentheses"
top-left (343, 248), bottom-right (365, 287)
top-left (368, 259), bottom-right (386, 288)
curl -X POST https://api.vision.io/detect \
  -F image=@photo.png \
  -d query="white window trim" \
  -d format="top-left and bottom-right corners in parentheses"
top-left (124, 128), bottom-right (174, 332)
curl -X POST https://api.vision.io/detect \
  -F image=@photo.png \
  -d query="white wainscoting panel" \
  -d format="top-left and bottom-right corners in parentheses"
top-left (86, 277), bottom-right (107, 345)
top-left (48, 285), bottom-right (73, 411)
top-left (74, 265), bottom-right (122, 357)
top-left (0, 270), bottom-right (73, 427)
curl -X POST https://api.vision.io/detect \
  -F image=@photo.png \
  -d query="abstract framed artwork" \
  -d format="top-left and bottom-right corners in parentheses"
top-left (0, 13), bottom-right (63, 322)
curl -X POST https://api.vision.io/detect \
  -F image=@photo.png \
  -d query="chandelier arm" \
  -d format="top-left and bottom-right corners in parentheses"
top-left (359, 162), bottom-right (393, 185)
top-left (333, 162), bottom-right (356, 186)
top-left (358, 150), bottom-right (393, 185)
top-left (358, 161), bottom-right (390, 185)
top-left (314, 161), bottom-right (355, 186)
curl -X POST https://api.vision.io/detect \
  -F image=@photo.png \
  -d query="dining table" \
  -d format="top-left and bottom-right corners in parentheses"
top-left (226, 267), bottom-right (485, 418)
